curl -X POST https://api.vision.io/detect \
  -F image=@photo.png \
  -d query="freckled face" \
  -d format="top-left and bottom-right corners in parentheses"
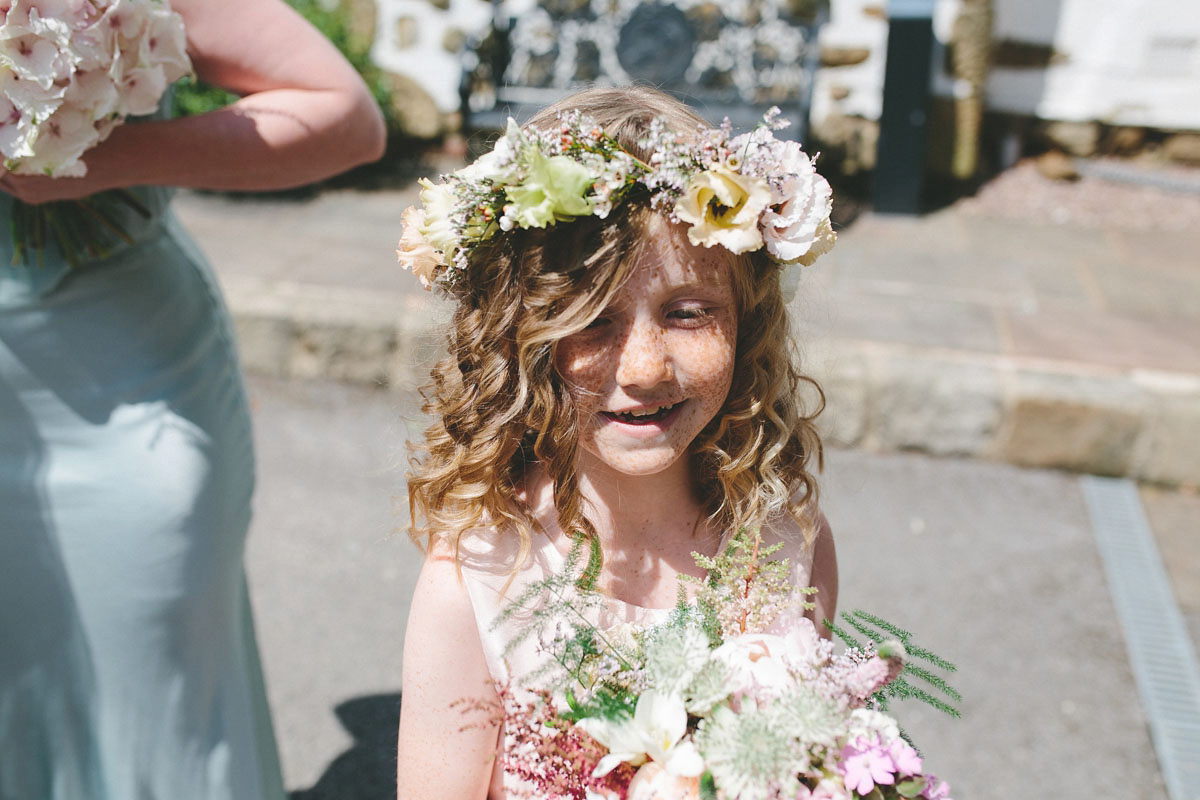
top-left (554, 217), bottom-right (738, 481)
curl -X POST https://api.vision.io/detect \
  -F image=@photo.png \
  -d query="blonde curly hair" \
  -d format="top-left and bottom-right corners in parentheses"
top-left (406, 86), bottom-right (825, 571)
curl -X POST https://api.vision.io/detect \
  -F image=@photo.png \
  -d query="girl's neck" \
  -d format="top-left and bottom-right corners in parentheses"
top-left (526, 458), bottom-right (717, 556)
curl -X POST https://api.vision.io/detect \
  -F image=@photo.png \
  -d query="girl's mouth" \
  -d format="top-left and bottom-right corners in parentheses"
top-left (602, 402), bottom-right (684, 425)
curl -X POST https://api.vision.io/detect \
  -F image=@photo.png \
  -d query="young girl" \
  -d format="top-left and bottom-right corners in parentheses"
top-left (395, 86), bottom-right (838, 799)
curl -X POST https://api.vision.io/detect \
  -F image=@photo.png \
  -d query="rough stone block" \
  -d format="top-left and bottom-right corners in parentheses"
top-left (1038, 120), bottom-right (1101, 157)
top-left (1130, 374), bottom-right (1200, 487)
top-left (231, 314), bottom-right (293, 379)
top-left (1164, 133), bottom-right (1200, 165)
top-left (291, 323), bottom-right (398, 387)
top-left (810, 351), bottom-right (868, 448)
top-left (820, 45), bottom-right (871, 67)
top-left (864, 349), bottom-right (1003, 457)
top-left (996, 369), bottom-right (1143, 476)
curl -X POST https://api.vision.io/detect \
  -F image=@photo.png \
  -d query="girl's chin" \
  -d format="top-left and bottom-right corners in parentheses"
top-left (575, 444), bottom-right (690, 479)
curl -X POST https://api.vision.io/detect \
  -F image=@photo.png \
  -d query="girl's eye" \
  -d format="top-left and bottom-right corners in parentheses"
top-left (669, 306), bottom-right (715, 325)
top-left (584, 315), bottom-right (612, 330)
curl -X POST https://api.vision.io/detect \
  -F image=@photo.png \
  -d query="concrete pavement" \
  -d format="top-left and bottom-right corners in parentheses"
top-left (241, 375), bottom-right (1195, 800)
top-left (202, 163), bottom-right (1200, 797)
top-left (175, 170), bottom-right (1200, 489)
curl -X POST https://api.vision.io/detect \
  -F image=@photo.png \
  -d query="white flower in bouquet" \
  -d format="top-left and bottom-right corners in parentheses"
top-left (577, 690), bottom-right (705, 780)
top-left (1, 0), bottom-right (192, 178)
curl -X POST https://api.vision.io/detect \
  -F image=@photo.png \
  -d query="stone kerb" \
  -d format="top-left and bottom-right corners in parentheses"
top-left (808, 340), bottom-right (1200, 488)
top-left (225, 285), bottom-right (1200, 488)
top-left (223, 276), bottom-right (448, 392)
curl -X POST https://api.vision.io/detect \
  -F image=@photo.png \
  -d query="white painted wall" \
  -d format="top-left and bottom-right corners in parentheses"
top-left (987, 0), bottom-right (1200, 128)
top-left (371, 0), bottom-right (493, 111)
top-left (814, 0), bottom-right (1200, 130)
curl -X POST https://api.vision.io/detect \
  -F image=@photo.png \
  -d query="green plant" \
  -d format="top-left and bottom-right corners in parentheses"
top-left (172, 0), bottom-right (394, 126)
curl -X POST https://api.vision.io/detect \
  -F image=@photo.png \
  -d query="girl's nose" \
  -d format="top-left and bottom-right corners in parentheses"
top-left (615, 318), bottom-right (672, 388)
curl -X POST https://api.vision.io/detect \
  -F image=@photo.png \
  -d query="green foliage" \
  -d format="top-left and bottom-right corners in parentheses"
top-left (10, 190), bottom-right (150, 268)
top-left (170, 76), bottom-right (237, 118)
top-left (171, 0), bottom-right (394, 127)
top-left (688, 528), bottom-right (814, 639)
top-left (827, 609), bottom-right (962, 719)
top-left (571, 530), bottom-right (604, 592)
top-left (560, 684), bottom-right (637, 724)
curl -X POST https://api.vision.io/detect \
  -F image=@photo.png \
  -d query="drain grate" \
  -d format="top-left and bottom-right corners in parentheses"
top-left (1082, 476), bottom-right (1200, 800)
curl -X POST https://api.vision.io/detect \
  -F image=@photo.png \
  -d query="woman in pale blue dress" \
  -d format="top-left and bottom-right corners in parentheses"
top-left (0, 1), bottom-right (386, 797)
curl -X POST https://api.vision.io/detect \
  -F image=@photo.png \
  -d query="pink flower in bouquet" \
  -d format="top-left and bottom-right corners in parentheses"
top-left (922, 775), bottom-right (952, 800)
top-left (837, 734), bottom-right (922, 795)
top-left (1, 0), bottom-right (192, 177)
top-left (712, 618), bottom-right (827, 700)
top-left (794, 778), bottom-right (852, 800)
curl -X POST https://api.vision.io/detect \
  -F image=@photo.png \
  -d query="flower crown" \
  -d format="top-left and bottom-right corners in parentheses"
top-left (397, 108), bottom-right (836, 292)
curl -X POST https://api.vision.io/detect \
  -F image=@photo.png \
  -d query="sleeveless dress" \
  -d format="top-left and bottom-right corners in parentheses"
top-left (0, 182), bottom-right (286, 800)
top-left (459, 522), bottom-right (816, 799)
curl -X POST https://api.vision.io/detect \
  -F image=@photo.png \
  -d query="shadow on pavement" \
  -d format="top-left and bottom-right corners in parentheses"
top-left (290, 693), bottom-right (401, 800)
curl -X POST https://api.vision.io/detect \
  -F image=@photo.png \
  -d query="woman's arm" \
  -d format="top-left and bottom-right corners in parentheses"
top-left (805, 511), bottom-right (839, 638)
top-left (0, 0), bottom-right (386, 203)
top-left (396, 548), bottom-right (499, 800)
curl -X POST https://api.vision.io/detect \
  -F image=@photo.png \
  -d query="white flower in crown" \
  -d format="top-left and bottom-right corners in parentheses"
top-left (734, 127), bottom-right (837, 266)
top-left (416, 178), bottom-right (460, 257)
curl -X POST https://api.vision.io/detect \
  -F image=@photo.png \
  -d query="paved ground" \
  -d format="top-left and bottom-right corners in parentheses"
top-left (242, 375), bottom-right (1190, 800)
top-left (170, 156), bottom-right (1200, 798)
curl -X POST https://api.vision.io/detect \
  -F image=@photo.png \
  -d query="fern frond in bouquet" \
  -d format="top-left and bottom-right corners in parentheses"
top-left (827, 610), bottom-right (962, 719)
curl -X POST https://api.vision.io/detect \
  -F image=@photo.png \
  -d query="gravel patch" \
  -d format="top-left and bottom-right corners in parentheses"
top-left (960, 157), bottom-right (1200, 232)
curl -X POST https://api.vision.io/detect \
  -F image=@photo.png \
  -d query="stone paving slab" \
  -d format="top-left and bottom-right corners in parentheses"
top-left (174, 187), bottom-right (1200, 487)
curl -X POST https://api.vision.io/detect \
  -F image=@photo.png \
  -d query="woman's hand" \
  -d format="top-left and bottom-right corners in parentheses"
top-left (0, 168), bottom-right (105, 204)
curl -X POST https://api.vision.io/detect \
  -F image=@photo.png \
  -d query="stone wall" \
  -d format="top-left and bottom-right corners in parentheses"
top-left (364, 0), bottom-right (1200, 163)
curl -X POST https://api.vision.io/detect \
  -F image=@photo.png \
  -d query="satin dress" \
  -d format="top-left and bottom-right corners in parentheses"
top-left (0, 184), bottom-right (286, 800)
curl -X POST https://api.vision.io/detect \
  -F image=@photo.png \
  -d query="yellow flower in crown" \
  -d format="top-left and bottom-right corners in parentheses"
top-left (503, 148), bottom-right (596, 229)
top-left (674, 164), bottom-right (771, 254)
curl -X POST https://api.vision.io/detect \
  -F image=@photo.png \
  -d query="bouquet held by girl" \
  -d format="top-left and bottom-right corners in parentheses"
top-left (395, 86), bottom-right (953, 800)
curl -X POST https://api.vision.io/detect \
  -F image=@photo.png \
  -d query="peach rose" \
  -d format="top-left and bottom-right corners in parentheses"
top-left (627, 762), bottom-right (702, 800)
top-left (396, 205), bottom-right (444, 289)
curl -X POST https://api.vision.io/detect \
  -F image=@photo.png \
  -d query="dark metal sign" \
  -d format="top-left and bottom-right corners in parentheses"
top-left (464, 0), bottom-right (826, 136)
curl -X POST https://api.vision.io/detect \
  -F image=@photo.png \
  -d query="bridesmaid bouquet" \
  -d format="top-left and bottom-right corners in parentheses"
top-left (490, 532), bottom-right (960, 800)
top-left (1, 0), bottom-right (192, 265)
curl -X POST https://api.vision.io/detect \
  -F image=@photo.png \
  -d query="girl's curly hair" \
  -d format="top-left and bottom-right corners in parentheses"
top-left (406, 86), bottom-right (824, 571)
